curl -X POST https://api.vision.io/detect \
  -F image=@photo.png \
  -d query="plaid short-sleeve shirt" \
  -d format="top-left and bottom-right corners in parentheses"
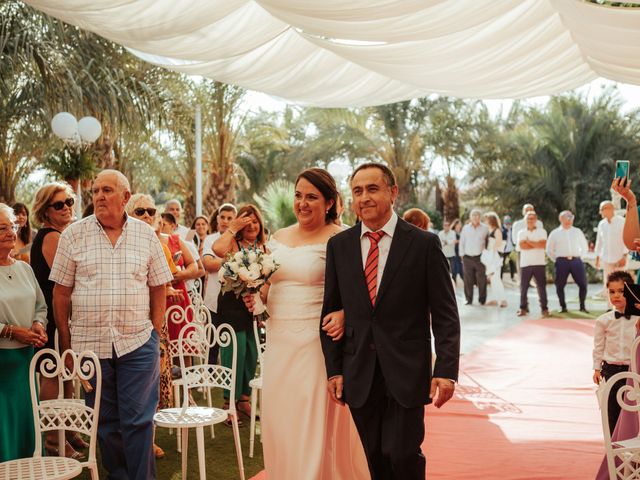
top-left (49, 214), bottom-right (173, 358)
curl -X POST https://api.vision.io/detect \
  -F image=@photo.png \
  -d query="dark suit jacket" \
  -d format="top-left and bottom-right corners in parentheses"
top-left (320, 218), bottom-right (461, 409)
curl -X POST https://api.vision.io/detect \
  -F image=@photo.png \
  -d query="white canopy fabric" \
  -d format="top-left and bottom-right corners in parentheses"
top-left (24, 0), bottom-right (640, 107)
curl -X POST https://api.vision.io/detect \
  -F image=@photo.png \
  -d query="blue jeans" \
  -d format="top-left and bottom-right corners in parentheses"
top-left (86, 331), bottom-right (160, 480)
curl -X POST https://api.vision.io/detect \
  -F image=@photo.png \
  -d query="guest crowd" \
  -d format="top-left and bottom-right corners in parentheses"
top-left (0, 164), bottom-right (635, 480)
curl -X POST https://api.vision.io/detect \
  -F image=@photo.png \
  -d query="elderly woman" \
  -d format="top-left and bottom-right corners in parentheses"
top-left (0, 203), bottom-right (48, 462)
top-left (126, 193), bottom-right (199, 458)
top-left (213, 204), bottom-right (266, 421)
top-left (30, 182), bottom-right (87, 457)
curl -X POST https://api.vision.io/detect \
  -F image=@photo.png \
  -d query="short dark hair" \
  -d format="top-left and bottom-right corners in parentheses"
top-left (296, 168), bottom-right (338, 223)
top-left (350, 162), bottom-right (396, 188)
top-left (210, 203), bottom-right (237, 233)
top-left (161, 212), bottom-right (176, 225)
top-left (607, 270), bottom-right (634, 287)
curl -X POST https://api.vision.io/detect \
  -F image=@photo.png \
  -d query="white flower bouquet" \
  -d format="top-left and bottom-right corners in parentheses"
top-left (218, 245), bottom-right (279, 322)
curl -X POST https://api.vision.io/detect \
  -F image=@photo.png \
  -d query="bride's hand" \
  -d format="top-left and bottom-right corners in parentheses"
top-left (242, 294), bottom-right (255, 313)
top-left (322, 310), bottom-right (345, 341)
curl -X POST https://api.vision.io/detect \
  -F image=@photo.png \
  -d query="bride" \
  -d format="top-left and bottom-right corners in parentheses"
top-left (247, 168), bottom-right (368, 479)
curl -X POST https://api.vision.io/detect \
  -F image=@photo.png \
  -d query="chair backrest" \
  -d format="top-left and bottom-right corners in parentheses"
top-left (166, 304), bottom-right (212, 364)
top-left (601, 370), bottom-right (640, 479)
top-left (177, 322), bottom-right (237, 416)
top-left (187, 277), bottom-right (204, 308)
top-left (253, 320), bottom-right (266, 367)
top-left (30, 349), bottom-right (101, 467)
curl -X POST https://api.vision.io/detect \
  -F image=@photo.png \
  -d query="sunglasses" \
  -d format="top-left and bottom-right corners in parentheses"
top-left (133, 207), bottom-right (157, 217)
top-left (49, 198), bottom-right (75, 210)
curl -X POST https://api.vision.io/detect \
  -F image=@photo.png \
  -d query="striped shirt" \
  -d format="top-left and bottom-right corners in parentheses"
top-left (49, 215), bottom-right (173, 358)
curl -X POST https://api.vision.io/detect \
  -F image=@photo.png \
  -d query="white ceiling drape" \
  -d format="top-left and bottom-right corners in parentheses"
top-left (23, 0), bottom-right (640, 106)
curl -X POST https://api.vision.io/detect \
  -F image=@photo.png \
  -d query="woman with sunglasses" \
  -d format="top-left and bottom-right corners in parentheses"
top-left (11, 203), bottom-right (36, 263)
top-left (30, 182), bottom-right (86, 458)
top-left (0, 203), bottom-right (48, 463)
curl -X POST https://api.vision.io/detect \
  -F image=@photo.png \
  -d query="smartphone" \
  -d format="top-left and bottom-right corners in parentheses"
top-left (615, 160), bottom-right (630, 186)
top-left (172, 251), bottom-right (183, 263)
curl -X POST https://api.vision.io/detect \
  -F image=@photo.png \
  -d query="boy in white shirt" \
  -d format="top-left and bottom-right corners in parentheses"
top-left (593, 271), bottom-right (638, 433)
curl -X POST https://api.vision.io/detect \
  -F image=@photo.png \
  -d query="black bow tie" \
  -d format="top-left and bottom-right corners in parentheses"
top-left (615, 311), bottom-right (631, 319)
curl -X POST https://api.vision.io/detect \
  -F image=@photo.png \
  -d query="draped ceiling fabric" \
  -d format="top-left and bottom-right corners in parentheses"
top-left (24, 0), bottom-right (640, 107)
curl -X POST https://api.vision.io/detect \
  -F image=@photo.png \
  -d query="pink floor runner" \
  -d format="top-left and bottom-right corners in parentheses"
top-left (252, 318), bottom-right (604, 479)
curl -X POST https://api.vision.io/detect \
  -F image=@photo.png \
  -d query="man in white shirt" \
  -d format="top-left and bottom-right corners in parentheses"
top-left (202, 203), bottom-right (237, 363)
top-left (546, 210), bottom-right (589, 313)
top-left (438, 220), bottom-right (457, 275)
top-left (595, 200), bottom-right (627, 300)
top-left (511, 204), bottom-right (544, 281)
top-left (516, 212), bottom-right (548, 317)
top-left (164, 199), bottom-right (189, 239)
top-left (459, 209), bottom-right (490, 305)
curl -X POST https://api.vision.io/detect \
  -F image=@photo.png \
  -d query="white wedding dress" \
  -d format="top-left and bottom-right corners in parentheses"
top-left (262, 239), bottom-right (368, 480)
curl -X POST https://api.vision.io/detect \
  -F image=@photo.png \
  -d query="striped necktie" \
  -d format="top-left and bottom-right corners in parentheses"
top-left (364, 231), bottom-right (385, 306)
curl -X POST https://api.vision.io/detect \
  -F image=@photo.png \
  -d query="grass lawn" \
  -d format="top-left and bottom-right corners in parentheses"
top-left (77, 389), bottom-right (264, 479)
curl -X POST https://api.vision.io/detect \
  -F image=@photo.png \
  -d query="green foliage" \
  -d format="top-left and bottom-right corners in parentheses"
top-left (43, 146), bottom-right (97, 182)
top-left (252, 180), bottom-right (297, 231)
top-left (469, 88), bottom-right (640, 240)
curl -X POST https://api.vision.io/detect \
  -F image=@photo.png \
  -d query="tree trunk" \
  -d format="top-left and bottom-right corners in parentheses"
top-left (201, 165), bottom-right (236, 223)
top-left (443, 175), bottom-right (460, 221)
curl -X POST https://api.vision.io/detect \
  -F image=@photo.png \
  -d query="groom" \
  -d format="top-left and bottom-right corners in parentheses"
top-left (320, 163), bottom-right (460, 480)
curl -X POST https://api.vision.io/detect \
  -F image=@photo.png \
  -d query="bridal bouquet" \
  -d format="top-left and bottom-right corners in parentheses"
top-left (218, 245), bottom-right (279, 322)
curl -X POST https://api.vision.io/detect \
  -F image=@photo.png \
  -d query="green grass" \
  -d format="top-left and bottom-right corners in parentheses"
top-left (77, 389), bottom-right (264, 479)
top-left (549, 309), bottom-right (605, 320)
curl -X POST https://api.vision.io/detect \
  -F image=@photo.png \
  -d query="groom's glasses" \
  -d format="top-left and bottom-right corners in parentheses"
top-left (49, 198), bottom-right (75, 210)
top-left (133, 207), bottom-right (157, 217)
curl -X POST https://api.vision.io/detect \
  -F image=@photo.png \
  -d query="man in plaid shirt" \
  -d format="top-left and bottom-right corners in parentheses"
top-left (51, 170), bottom-right (173, 480)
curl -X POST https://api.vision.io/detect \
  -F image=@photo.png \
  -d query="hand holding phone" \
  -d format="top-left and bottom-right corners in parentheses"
top-left (615, 160), bottom-right (630, 187)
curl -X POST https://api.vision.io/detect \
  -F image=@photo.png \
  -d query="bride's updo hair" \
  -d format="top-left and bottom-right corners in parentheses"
top-left (295, 168), bottom-right (338, 224)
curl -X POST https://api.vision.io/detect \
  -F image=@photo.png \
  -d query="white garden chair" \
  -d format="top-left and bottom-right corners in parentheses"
top-left (154, 322), bottom-right (245, 480)
top-left (601, 369), bottom-right (640, 480)
top-left (166, 304), bottom-right (215, 452)
top-left (249, 320), bottom-right (266, 458)
top-left (0, 349), bottom-right (101, 480)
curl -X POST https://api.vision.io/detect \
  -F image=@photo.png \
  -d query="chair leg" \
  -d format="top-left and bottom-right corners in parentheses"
top-left (89, 465), bottom-right (99, 480)
top-left (249, 387), bottom-right (257, 458)
top-left (231, 414), bottom-right (245, 480)
top-left (259, 388), bottom-right (263, 442)
top-left (196, 426), bottom-right (207, 480)
top-left (175, 383), bottom-right (181, 453)
top-left (207, 388), bottom-right (214, 439)
top-left (181, 428), bottom-right (189, 480)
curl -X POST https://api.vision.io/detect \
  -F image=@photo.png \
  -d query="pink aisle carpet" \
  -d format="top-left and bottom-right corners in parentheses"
top-left (252, 318), bottom-right (604, 479)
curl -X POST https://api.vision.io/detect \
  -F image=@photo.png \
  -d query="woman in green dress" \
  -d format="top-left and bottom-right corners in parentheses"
top-left (0, 203), bottom-right (48, 462)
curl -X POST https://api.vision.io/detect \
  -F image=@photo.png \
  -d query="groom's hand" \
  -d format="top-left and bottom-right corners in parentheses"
top-left (430, 377), bottom-right (455, 408)
top-left (327, 375), bottom-right (345, 405)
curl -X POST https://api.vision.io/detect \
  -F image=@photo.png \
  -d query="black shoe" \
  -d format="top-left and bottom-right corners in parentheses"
top-left (560, 307), bottom-right (568, 313)
top-left (580, 308), bottom-right (590, 314)
top-left (465, 301), bottom-right (472, 305)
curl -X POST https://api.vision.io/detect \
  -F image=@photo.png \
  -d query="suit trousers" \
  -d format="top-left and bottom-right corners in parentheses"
top-left (519, 265), bottom-right (548, 311)
top-left (554, 257), bottom-right (587, 309)
top-left (86, 331), bottom-right (160, 480)
top-left (600, 361), bottom-right (629, 434)
top-left (462, 255), bottom-right (487, 304)
top-left (349, 360), bottom-right (425, 480)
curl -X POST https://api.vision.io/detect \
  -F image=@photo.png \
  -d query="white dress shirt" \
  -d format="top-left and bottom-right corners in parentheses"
top-left (595, 215), bottom-right (627, 264)
top-left (202, 232), bottom-right (222, 312)
top-left (593, 310), bottom-right (638, 369)
top-left (438, 229), bottom-right (456, 258)
top-left (516, 227), bottom-right (547, 267)
top-left (512, 217), bottom-right (543, 247)
top-left (458, 222), bottom-right (489, 257)
top-left (546, 226), bottom-right (588, 261)
top-left (360, 212), bottom-right (398, 292)
top-left (49, 215), bottom-right (174, 358)
top-left (175, 224), bottom-right (190, 240)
